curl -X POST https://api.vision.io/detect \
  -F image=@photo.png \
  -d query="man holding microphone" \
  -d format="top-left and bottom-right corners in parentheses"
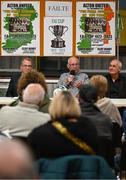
top-left (57, 56), bottom-right (89, 96)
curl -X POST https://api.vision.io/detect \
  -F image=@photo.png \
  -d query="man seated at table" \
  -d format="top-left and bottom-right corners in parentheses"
top-left (105, 59), bottom-right (126, 118)
top-left (6, 57), bottom-right (33, 97)
top-left (106, 59), bottom-right (126, 98)
top-left (57, 56), bottom-right (89, 96)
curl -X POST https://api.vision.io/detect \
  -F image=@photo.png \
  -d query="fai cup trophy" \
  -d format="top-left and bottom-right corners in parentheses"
top-left (49, 25), bottom-right (68, 48)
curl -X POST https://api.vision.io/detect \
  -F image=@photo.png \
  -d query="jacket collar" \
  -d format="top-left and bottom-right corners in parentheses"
top-left (18, 101), bottom-right (39, 110)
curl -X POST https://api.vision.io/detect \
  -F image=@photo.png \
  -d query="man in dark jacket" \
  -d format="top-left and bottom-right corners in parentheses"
top-left (78, 84), bottom-right (114, 167)
top-left (106, 59), bottom-right (126, 98)
top-left (105, 59), bottom-right (126, 118)
top-left (6, 57), bottom-right (33, 97)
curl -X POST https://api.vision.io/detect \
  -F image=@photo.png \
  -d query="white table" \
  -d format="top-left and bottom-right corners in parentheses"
top-left (110, 99), bottom-right (126, 107)
top-left (0, 97), bottom-right (18, 106)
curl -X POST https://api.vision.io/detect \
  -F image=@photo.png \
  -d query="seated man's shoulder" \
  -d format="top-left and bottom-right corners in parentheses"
top-left (105, 73), bottom-right (126, 80)
top-left (120, 73), bottom-right (126, 79)
top-left (60, 72), bottom-right (69, 77)
top-left (80, 72), bottom-right (88, 76)
top-left (12, 72), bottom-right (21, 78)
top-left (10, 72), bottom-right (21, 82)
top-left (0, 105), bottom-right (13, 113)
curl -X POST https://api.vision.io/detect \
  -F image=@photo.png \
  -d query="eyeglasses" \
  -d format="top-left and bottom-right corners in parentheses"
top-left (22, 65), bottom-right (32, 68)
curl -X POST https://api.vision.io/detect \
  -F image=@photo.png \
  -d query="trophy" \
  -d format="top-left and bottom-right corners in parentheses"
top-left (49, 25), bottom-right (68, 48)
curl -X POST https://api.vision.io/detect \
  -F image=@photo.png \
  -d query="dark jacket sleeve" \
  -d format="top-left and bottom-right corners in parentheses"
top-left (6, 73), bottom-right (21, 97)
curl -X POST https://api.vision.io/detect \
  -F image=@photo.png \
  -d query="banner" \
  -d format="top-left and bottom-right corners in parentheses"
top-left (1, 1), bottom-right (40, 56)
top-left (76, 1), bottom-right (115, 56)
top-left (44, 17), bottom-right (72, 56)
top-left (45, 1), bottom-right (72, 17)
top-left (44, 1), bottom-right (72, 56)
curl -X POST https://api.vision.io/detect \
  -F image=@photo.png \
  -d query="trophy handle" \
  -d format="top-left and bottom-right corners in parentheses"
top-left (62, 26), bottom-right (68, 35)
top-left (48, 26), bottom-right (54, 34)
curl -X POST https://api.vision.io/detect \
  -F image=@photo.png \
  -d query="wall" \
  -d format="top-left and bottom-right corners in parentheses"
top-left (120, 10), bottom-right (126, 46)
top-left (0, 0), bottom-right (126, 79)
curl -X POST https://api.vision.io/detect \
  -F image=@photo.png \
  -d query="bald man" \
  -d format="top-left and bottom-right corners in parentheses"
top-left (0, 83), bottom-right (50, 137)
top-left (57, 56), bottom-right (89, 96)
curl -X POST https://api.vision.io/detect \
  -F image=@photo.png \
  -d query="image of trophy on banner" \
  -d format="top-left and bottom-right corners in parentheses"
top-left (49, 25), bottom-right (68, 48)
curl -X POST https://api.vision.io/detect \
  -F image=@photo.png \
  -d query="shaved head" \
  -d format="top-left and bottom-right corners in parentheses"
top-left (0, 139), bottom-right (36, 179)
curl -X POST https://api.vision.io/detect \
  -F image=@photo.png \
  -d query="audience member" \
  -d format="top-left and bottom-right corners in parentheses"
top-left (53, 86), bottom-right (67, 97)
top-left (90, 75), bottom-right (122, 127)
top-left (10, 69), bottom-right (50, 113)
top-left (57, 56), bottom-right (89, 96)
top-left (89, 75), bottom-right (122, 169)
top-left (0, 83), bottom-right (50, 138)
top-left (78, 84), bottom-right (113, 166)
top-left (79, 84), bottom-right (112, 138)
top-left (6, 57), bottom-right (33, 97)
top-left (0, 139), bottom-right (37, 179)
top-left (28, 91), bottom-right (99, 159)
top-left (106, 59), bottom-right (126, 98)
top-left (120, 141), bottom-right (126, 179)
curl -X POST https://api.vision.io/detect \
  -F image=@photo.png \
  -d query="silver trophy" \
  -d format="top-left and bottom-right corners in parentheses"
top-left (49, 25), bottom-right (68, 48)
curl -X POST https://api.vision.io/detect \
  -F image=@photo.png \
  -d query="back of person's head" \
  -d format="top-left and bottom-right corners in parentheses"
top-left (17, 69), bottom-right (47, 97)
top-left (0, 139), bottom-right (36, 179)
top-left (49, 91), bottom-right (81, 119)
top-left (23, 83), bottom-right (45, 106)
top-left (90, 75), bottom-right (108, 99)
top-left (79, 84), bottom-right (98, 103)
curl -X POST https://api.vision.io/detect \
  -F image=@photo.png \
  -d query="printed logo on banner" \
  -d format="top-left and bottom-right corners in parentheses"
top-left (1, 1), bottom-right (40, 56)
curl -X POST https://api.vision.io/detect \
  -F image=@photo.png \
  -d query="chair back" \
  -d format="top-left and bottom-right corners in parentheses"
top-left (36, 155), bottom-right (115, 179)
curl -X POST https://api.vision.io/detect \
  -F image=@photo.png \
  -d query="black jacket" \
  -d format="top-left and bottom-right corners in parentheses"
top-left (6, 72), bottom-right (21, 97)
top-left (80, 102), bottom-right (112, 139)
top-left (28, 116), bottom-right (99, 159)
top-left (106, 74), bottom-right (126, 98)
top-left (80, 101), bottom-right (114, 167)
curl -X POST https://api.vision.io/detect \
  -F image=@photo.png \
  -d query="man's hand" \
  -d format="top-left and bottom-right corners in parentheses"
top-left (74, 80), bottom-right (82, 88)
top-left (67, 75), bottom-right (74, 83)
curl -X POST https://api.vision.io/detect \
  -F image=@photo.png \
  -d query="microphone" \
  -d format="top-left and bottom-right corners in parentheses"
top-left (68, 70), bottom-right (75, 84)
top-left (70, 70), bottom-right (75, 76)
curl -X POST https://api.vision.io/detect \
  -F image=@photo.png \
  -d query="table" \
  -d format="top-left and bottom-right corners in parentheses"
top-left (0, 97), bottom-right (18, 107)
top-left (110, 99), bottom-right (126, 107)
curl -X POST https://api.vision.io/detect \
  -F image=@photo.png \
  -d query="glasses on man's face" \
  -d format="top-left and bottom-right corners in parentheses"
top-left (69, 63), bottom-right (79, 66)
top-left (22, 65), bottom-right (32, 68)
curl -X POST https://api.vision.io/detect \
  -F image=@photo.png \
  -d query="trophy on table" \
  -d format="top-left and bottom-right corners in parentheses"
top-left (49, 25), bottom-right (68, 48)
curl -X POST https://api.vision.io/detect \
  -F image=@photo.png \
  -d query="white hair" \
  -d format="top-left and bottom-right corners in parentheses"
top-left (117, 60), bottom-right (122, 70)
top-left (23, 83), bottom-right (45, 105)
top-left (111, 59), bottom-right (122, 70)
top-left (67, 56), bottom-right (80, 65)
